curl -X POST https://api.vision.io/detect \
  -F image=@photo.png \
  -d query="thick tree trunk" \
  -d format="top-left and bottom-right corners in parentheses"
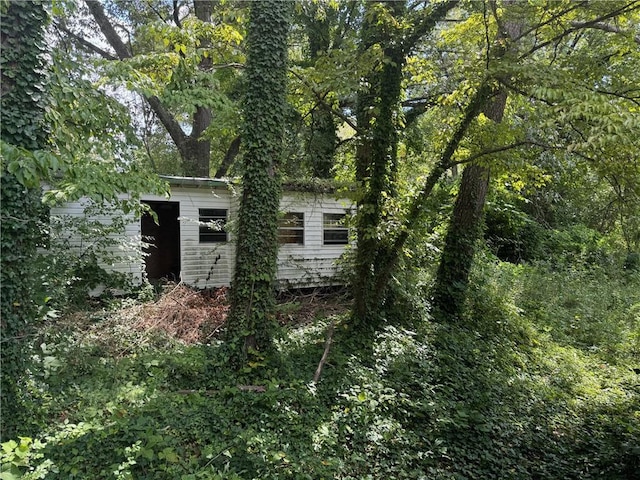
top-left (430, 5), bottom-right (521, 321)
top-left (351, 0), bottom-right (458, 328)
top-left (352, 1), bottom-right (406, 328)
top-left (0, 0), bottom-right (48, 439)
top-left (184, 0), bottom-right (215, 177)
top-left (431, 163), bottom-right (490, 319)
top-left (224, 0), bottom-right (290, 366)
top-left (308, 106), bottom-right (337, 178)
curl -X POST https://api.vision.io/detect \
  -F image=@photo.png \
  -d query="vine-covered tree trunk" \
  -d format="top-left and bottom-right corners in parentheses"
top-left (224, 0), bottom-right (290, 366)
top-left (0, 0), bottom-right (48, 439)
top-left (350, 0), bottom-right (457, 329)
top-left (352, 1), bottom-right (406, 329)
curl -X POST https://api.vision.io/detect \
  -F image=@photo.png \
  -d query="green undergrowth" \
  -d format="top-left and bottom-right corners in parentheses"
top-left (2, 262), bottom-right (639, 479)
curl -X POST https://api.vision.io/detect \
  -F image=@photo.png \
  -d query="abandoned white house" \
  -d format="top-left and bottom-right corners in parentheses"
top-left (50, 176), bottom-right (353, 289)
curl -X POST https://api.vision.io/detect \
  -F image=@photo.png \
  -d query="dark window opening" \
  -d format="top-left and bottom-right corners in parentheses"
top-left (199, 208), bottom-right (227, 243)
top-left (323, 213), bottom-right (348, 245)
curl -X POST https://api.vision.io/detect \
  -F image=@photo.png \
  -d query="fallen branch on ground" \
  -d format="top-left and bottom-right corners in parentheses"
top-left (313, 320), bottom-right (335, 384)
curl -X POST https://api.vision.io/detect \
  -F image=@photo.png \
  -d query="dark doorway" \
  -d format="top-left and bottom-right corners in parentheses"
top-left (141, 201), bottom-right (180, 282)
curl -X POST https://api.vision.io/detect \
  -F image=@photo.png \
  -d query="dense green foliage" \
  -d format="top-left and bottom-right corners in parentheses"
top-left (2, 256), bottom-right (638, 478)
top-left (0, 0), bottom-right (49, 439)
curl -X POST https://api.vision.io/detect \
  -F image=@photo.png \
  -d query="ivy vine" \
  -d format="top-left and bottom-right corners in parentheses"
top-left (224, 0), bottom-right (291, 367)
top-left (0, 0), bottom-right (49, 439)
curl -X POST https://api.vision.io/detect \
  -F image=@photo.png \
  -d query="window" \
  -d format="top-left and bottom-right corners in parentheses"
top-left (199, 208), bottom-right (227, 243)
top-left (323, 213), bottom-right (348, 245)
top-left (278, 212), bottom-right (304, 245)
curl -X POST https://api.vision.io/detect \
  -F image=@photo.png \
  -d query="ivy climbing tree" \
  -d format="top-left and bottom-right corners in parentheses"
top-left (350, 0), bottom-right (457, 329)
top-left (224, 0), bottom-right (291, 366)
top-left (0, 0), bottom-right (49, 439)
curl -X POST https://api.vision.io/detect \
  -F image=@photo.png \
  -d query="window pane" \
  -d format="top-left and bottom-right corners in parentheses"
top-left (323, 229), bottom-right (348, 244)
top-left (323, 213), bottom-right (348, 245)
top-left (323, 213), bottom-right (345, 228)
top-left (278, 212), bottom-right (304, 245)
top-left (278, 212), bottom-right (304, 228)
top-left (199, 208), bottom-right (227, 243)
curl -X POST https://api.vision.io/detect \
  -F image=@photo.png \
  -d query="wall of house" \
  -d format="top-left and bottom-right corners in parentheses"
top-left (50, 181), bottom-right (352, 290)
top-left (277, 191), bottom-right (352, 288)
top-left (143, 184), bottom-right (237, 288)
top-left (49, 197), bottom-right (145, 285)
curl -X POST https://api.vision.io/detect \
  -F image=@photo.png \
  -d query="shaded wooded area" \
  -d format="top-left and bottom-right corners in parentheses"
top-left (1, 1), bottom-right (639, 477)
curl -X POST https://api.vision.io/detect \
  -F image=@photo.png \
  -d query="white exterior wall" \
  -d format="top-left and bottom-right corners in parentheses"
top-left (50, 196), bottom-right (144, 283)
top-left (277, 191), bottom-right (352, 288)
top-left (51, 181), bottom-right (352, 290)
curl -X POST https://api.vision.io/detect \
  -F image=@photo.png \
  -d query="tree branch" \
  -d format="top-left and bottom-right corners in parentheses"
top-left (519, 2), bottom-right (640, 60)
top-left (453, 140), bottom-right (563, 166)
top-left (54, 20), bottom-right (118, 60)
top-left (84, 0), bottom-right (188, 150)
top-left (290, 68), bottom-right (362, 134)
top-left (404, 0), bottom-right (459, 54)
top-left (84, 0), bottom-right (132, 60)
top-left (215, 136), bottom-right (241, 178)
top-left (570, 20), bottom-right (640, 44)
top-left (312, 320), bottom-right (335, 384)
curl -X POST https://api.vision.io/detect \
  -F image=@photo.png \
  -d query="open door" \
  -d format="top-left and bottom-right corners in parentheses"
top-left (141, 201), bottom-right (180, 282)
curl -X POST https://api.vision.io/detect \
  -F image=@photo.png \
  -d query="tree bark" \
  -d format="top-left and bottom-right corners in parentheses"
top-left (431, 3), bottom-right (521, 321)
top-left (214, 135), bottom-right (241, 178)
top-left (431, 163), bottom-right (490, 319)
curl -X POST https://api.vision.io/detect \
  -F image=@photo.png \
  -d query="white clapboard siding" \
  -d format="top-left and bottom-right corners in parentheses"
top-left (276, 191), bottom-right (352, 288)
top-left (50, 177), bottom-right (352, 290)
top-left (50, 195), bottom-right (145, 284)
top-left (142, 180), bottom-right (236, 288)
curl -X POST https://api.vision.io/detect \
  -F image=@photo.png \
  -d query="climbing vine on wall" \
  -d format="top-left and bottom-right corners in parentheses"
top-left (0, 0), bottom-right (49, 439)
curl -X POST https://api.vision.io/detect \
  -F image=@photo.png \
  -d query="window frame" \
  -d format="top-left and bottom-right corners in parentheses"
top-left (278, 211), bottom-right (304, 245)
top-left (323, 212), bottom-right (349, 246)
top-left (199, 208), bottom-right (228, 243)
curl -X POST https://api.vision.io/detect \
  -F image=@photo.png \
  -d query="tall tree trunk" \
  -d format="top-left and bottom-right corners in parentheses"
top-left (351, 0), bottom-right (457, 328)
top-left (352, 1), bottom-right (406, 329)
top-left (431, 3), bottom-right (521, 320)
top-left (224, 0), bottom-right (290, 366)
top-left (431, 162), bottom-right (491, 319)
top-left (0, 0), bottom-right (48, 439)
